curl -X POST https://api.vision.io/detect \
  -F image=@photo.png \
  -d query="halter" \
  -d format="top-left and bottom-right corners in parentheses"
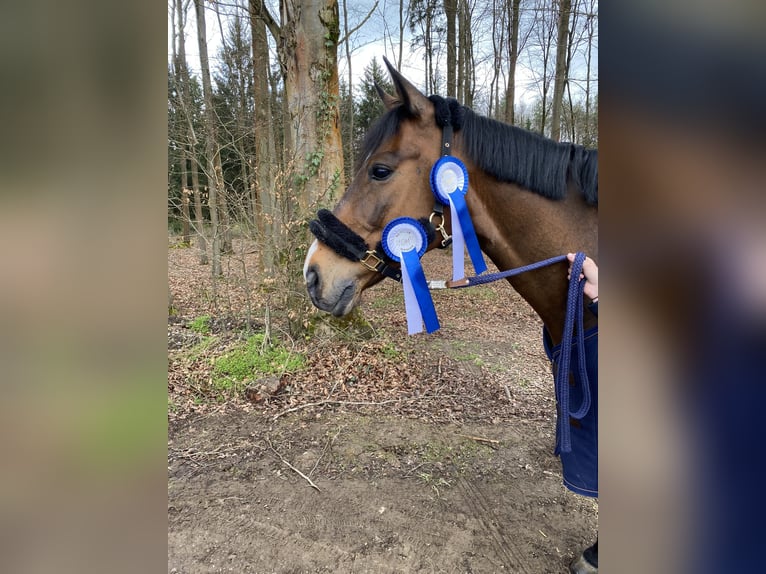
top-left (308, 209), bottom-right (402, 282)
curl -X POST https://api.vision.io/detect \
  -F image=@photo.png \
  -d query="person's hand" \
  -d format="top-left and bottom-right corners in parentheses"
top-left (567, 253), bottom-right (598, 301)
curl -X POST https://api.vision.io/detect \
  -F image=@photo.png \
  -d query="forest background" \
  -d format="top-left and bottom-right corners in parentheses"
top-left (167, 0), bottom-right (598, 321)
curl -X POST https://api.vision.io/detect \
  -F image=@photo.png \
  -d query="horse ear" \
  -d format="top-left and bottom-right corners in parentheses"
top-left (381, 56), bottom-right (431, 117)
top-left (374, 82), bottom-right (399, 111)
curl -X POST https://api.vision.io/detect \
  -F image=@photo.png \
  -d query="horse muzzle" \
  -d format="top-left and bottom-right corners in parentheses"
top-left (304, 264), bottom-right (358, 317)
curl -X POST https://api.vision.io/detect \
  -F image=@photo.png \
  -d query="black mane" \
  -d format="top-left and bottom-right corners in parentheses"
top-left (357, 102), bottom-right (598, 205)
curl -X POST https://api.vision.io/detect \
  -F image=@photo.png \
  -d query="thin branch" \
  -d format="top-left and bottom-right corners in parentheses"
top-left (456, 433), bottom-right (500, 446)
top-left (339, 0), bottom-right (379, 45)
top-left (251, 0), bottom-right (280, 41)
top-left (267, 438), bottom-right (321, 492)
top-left (309, 426), bottom-right (343, 477)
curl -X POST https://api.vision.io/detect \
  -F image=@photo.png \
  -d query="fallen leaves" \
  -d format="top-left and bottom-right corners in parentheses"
top-left (168, 239), bottom-right (555, 427)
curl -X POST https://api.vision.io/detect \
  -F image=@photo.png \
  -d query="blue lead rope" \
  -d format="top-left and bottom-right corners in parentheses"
top-left (450, 252), bottom-right (592, 453)
top-left (555, 252), bottom-right (592, 453)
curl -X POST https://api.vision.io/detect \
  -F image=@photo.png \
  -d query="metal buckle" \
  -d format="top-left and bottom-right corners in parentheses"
top-left (429, 212), bottom-right (452, 248)
top-left (359, 250), bottom-right (385, 272)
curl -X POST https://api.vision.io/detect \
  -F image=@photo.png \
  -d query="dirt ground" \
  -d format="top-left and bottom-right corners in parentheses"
top-left (168, 241), bottom-right (598, 573)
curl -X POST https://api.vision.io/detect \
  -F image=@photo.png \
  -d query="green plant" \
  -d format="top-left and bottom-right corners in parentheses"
top-left (212, 334), bottom-right (305, 392)
top-left (188, 314), bottom-right (212, 335)
top-left (381, 342), bottom-right (403, 360)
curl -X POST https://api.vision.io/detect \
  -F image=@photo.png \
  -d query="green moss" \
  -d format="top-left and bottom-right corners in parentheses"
top-left (212, 334), bottom-right (305, 392)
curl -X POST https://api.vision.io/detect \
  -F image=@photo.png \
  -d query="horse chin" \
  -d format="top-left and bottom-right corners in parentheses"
top-left (312, 282), bottom-right (359, 317)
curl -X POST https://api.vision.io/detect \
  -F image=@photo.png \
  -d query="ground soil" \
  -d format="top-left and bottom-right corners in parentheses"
top-left (168, 240), bottom-right (598, 573)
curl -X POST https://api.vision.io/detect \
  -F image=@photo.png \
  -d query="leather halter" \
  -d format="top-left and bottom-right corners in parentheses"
top-left (308, 209), bottom-right (405, 282)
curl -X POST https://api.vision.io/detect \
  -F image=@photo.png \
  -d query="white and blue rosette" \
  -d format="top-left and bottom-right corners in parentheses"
top-left (430, 156), bottom-right (487, 280)
top-left (382, 218), bottom-right (440, 335)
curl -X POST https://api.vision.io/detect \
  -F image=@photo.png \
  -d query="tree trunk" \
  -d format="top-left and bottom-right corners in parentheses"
top-left (550, 0), bottom-right (571, 141)
top-left (250, 0), bottom-right (277, 272)
top-left (180, 149), bottom-right (191, 244)
top-left (459, 0), bottom-right (473, 106)
top-left (444, 0), bottom-right (457, 97)
top-left (279, 0), bottom-right (345, 210)
top-left (171, 0), bottom-right (190, 246)
top-left (195, 0), bottom-right (223, 275)
top-left (342, 0), bottom-right (354, 171)
top-left (190, 147), bottom-right (209, 265)
top-left (504, 0), bottom-right (521, 124)
top-left (584, 0), bottom-right (595, 146)
top-left (489, 0), bottom-right (503, 117)
top-left (398, 0), bottom-right (405, 69)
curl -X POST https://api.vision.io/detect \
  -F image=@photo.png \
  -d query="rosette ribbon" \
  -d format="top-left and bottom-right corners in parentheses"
top-left (382, 218), bottom-right (440, 335)
top-left (430, 156), bottom-right (487, 281)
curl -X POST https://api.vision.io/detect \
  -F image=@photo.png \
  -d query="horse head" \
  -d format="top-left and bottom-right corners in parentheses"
top-left (303, 59), bottom-right (446, 316)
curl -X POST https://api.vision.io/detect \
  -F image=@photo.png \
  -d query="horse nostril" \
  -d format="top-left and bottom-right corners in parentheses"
top-left (305, 267), bottom-right (319, 298)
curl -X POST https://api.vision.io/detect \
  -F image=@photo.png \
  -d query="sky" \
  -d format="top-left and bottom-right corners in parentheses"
top-left (168, 0), bottom-right (597, 111)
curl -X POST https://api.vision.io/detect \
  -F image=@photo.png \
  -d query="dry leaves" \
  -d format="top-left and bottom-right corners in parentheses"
top-left (168, 239), bottom-right (556, 427)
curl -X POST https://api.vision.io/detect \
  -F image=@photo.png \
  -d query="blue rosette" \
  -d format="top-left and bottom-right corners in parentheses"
top-left (382, 218), bottom-right (440, 334)
top-left (429, 156), bottom-right (487, 280)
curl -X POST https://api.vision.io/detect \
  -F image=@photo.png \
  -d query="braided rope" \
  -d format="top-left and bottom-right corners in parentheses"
top-left (457, 254), bottom-right (569, 286)
top-left (452, 252), bottom-right (592, 453)
top-left (556, 252), bottom-right (592, 452)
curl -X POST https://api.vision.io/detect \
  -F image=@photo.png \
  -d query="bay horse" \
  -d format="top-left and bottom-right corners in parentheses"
top-left (303, 58), bottom-right (598, 572)
top-left (304, 60), bottom-right (597, 342)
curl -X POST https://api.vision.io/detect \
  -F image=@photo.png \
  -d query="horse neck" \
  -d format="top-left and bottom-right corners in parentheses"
top-left (466, 170), bottom-right (598, 345)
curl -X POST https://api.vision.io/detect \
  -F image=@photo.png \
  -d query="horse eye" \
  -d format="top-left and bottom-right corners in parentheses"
top-left (370, 164), bottom-right (392, 181)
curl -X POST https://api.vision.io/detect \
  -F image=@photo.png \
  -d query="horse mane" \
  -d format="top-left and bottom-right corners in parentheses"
top-left (356, 99), bottom-right (598, 205)
top-left (461, 109), bottom-right (598, 205)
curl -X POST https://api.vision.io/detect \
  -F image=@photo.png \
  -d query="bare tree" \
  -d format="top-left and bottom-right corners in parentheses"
top-left (444, 0), bottom-right (457, 97)
top-left (527, 0), bottom-right (556, 134)
top-left (410, 0), bottom-right (439, 93)
top-left (550, 0), bottom-right (571, 141)
top-left (171, 0), bottom-right (191, 245)
top-left (190, 146), bottom-right (207, 264)
top-left (342, 0), bottom-right (354, 172)
top-left (503, 0), bottom-right (522, 124)
top-left (195, 0), bottom-right (226, 274)
top-left (398, 0), bottom-right (406, 69)
top-left (583, 0), bottom-right (597, 146)
top-left (173, 0), bottom-right (209, 263)
top-left (489, 0), bottom-right (504, 117)
top-left (249, 0), bottom-right (278, 271)
top-left (457, 0), bottom-right (474, 105)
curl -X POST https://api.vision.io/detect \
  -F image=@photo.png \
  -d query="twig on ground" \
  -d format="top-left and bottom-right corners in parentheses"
top-left (456, 433), bottom-right (500, 446)
top-left (402, 462), bottom-right (427, 478)
top-left (266, 437), bottom-right (321, 492)
top-left (309, 426), bottom-right (343, 477)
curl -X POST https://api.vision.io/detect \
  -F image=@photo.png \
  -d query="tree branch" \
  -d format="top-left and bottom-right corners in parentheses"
top-left (339, 0), bottom-right (379, 45)
top-left (251, 0), bottom-right (280, 41)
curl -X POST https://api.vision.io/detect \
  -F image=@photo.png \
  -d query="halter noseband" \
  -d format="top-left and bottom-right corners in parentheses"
top-left (308, 209), bottom-right (405, 282)
top-left (308, 96), bottom-right (465, 282)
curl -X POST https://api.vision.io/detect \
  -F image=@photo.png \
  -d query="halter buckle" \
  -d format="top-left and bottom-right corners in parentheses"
top-left (429, 211), bottom-right (452, 248)
top-left (359, 250), bottom-right (385, 272)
